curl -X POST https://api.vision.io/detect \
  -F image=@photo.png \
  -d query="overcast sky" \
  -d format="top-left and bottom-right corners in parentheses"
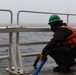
top-left (0, 0), bottom-right (76, 25)
top-left (0, 0), bottom-right (75, 13)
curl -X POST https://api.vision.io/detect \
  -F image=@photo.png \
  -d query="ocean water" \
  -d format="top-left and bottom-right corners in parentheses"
top-left (0, 26), bottom-right (55, 72)
top-left (0, 23), bottom-right (75, 72)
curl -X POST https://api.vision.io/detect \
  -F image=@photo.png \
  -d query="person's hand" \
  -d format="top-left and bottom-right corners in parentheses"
top-left (38, 53), bottom-right (47, 61)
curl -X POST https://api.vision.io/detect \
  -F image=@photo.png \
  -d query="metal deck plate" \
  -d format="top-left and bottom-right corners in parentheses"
top-left (23, 63), bottom-right (76, 75)
top-left (0, 63), bottom-right (76, 75)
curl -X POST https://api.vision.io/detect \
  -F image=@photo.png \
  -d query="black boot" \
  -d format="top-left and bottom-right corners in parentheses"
top-left (53, 66), bottom-right (71, 73)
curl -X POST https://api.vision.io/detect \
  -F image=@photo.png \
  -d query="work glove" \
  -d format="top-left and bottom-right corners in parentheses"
top-left (38, 53), bottom-right (47, 61)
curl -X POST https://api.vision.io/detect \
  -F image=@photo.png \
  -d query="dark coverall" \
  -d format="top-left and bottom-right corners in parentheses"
top-left (42, 23), bottom-right (76, 67)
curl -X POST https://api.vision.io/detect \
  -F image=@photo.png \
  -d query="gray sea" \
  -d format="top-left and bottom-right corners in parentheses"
top-left (0, 23), bottom-right (75, 72)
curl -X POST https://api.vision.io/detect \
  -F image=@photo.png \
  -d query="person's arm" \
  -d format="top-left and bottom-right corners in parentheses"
top-left (42, 28), bottom-right (72, 55)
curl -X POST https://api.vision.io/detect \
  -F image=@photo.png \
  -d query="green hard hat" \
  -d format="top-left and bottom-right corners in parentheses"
top-left (48, 14), bottom-right (62, 24)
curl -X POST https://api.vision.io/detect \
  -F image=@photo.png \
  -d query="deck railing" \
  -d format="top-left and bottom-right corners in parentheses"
top-left (17, 10), bottom-right (76, 25)
top-left (0, 9), bottom-right (13, 24)
top-left (0, 9), bottom-right (13, 60)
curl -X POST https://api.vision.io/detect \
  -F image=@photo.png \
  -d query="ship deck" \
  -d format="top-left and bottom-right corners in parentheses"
top-left (1, 63), bottom-right (76, 75)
